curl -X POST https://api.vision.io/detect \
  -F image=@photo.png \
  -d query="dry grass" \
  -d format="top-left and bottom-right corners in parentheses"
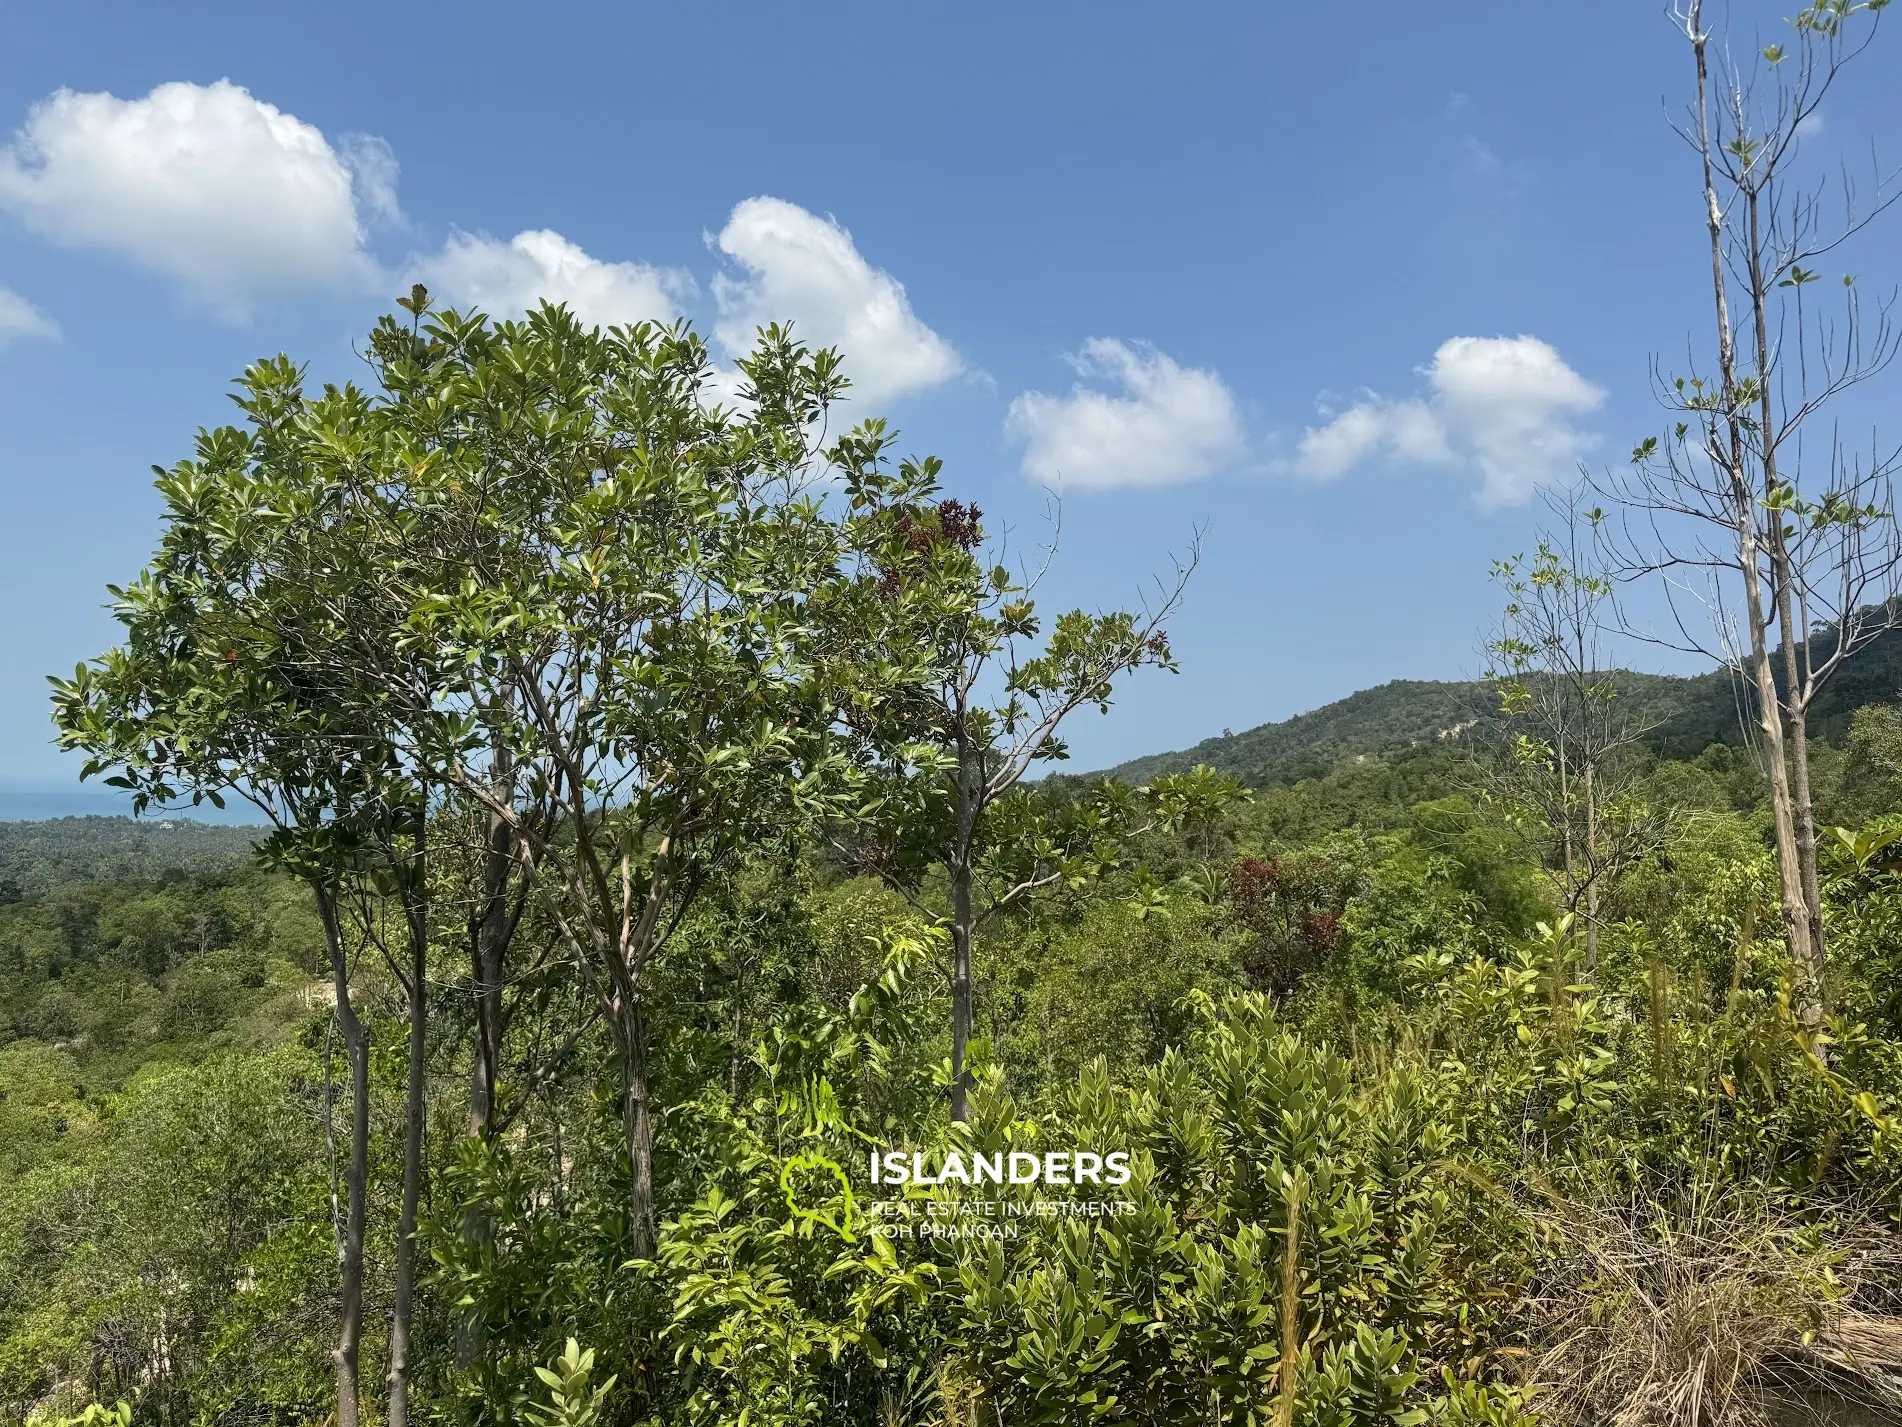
top-left (1770, 1310), bottom-right (1902, 1422)
top-left (905, 1356), bottom-right (986, 1427)
top-left (1519, 1182), bottom-right (1902, 1427)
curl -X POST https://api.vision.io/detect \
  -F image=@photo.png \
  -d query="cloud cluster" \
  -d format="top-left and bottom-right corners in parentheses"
top-left (1287, 335), bottom-right (1603, 508)
top-left (0, 286), bottom-right (56, 344)
top-left (0, 78), bottom-right (966, 411)
top-left (711, 197), bottom-right (961, 408)
top-left (1006, 339), bottom-right (1245, 490)
top-left (0, 80), bottom-right (386, 316)
top-left (416, 228), bottom-right (692, 329)
top-left (0, 80), bottom-right (1601, 515)
top-left (414, 202), bottom-right (963, 409)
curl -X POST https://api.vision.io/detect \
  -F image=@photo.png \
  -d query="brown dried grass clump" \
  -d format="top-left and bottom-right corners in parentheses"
top-left (1519, 1181), bottom-right (1902, 1427)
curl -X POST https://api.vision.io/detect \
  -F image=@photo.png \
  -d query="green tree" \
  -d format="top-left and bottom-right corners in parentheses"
top-left (357, 302), bottom-right (885, 1258)
top-left (825, 429), bottom-right (1193, 1118)
top-left (1485, 501), bottom-right (1666, 973)
top-left (48, 355), bottom-right (419, 1427)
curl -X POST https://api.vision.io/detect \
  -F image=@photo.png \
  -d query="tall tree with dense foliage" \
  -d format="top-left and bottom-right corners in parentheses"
top-left (48, 299), bottom-right (936, 1409)
top-left (348, 301), bottom-right (894, 1256)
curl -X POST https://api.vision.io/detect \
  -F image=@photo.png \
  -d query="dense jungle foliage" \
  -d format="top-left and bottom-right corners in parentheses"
top-left (7, 695), bottom-right (1902, 1426)
top-left (0, 818), bottom-right (260, 905)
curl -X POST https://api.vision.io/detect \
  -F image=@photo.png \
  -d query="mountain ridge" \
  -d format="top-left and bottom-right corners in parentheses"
top-left (1095, 626), bottom-right (1902, 789)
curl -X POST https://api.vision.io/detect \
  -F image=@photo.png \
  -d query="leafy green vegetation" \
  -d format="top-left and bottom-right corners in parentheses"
top-left (1102, 624), bottom-right (1902, 792)
top-left (7, 681), bottom-right (1902, 1425)
top-left (9, 9), bottom-right (1902, 1421)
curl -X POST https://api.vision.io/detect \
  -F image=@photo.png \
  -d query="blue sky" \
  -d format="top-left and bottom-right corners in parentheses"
top-left (1, 1), bottom-right (1897, 811)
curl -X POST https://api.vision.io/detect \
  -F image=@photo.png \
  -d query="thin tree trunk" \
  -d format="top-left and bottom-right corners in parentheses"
top-left (1766, 525), bottom-right (1829, 988)
top-left (949, 744), bottom-right (979, 1124)
top-left (1275, 1175), bottom-right (1303, 1427)
top-left (1788, 709), bottom-right (1826, 966)
top-left (610, 843), bottom-right (666, 1258)
top-left (388, 850), bottom-right (429, 1427)
top-left (1559, 738), bottom-right (1577, 910)
top-left (1584, 760), bottom-right (1600, 977)
top-left (617, 994), bottom-right (658, 1256)
top-left (1688, 7), bottom-right (1820, 1024)
top-left (949, 863), bottom-right (974, 1123)
top-left (314, 882), bottom-right (368, 1427)
top-left (1777, 594), bottom-right (1828, 982)
top-left (1749, 167), bottom-right (1831, 1006)
top-left (1744, 547), bottom-right (1819, 1018)
top-left (460, 761), bottom-right (512, 1368)
top-left (469, 756), bottom-right (514, 1136)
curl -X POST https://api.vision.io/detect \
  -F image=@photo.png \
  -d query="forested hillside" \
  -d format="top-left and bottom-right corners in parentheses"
top-left (0, 817), bottom-right (260, 902)
top-left (1104, 626), bottom-right (1902, 789)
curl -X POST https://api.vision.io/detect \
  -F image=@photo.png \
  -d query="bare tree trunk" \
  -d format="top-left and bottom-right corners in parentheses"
top-left (616, 995), bottom-right (658, 1256)
top-left (1584, 760), bottom-right (1600, 977)
top-left (1558, 740), bottom-right (1576, 908)
top-left (388, 852), bottom-right (429, 1427)
top-left (1743, 558), bottom-right (1820, 1018)
top-left (1688, 8), bottom-right (1819, 1024)
top-left (1748, 164), bottom-right (1832, 1001)
top-left (949, 746), bottom-right (979, 1124)
top-left (469, 759), bottom-right (514, 1136)
top-left (1774, 583), bottom-right (1829, 982)
top-left (1274, 1175), bottom-right (1303, 1427)
top-left (314, 882), bottom-right (368, 1427)
top-left (459, 758), bottom-right (514, 1368)
top-left (1789, 710), bottom-right (1826, 965)
top-left (949, 859), bottom-right (974, 1124)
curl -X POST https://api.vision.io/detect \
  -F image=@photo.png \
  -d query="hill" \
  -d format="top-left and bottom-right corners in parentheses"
top-left (1101, 625), bottom-right (1902, 789)
top-left (1105, 679), bottom-right (1495, 789)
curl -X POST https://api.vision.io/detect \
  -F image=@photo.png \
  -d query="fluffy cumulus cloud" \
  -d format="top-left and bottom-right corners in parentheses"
top-left (1287, 335), bottom-right (1603, 508)
top-left (712, 197), bottom-right (961, 407)
top-left (414, 229), bottom-right (692, 329)
top-left (1005, 339), bottom-right (1246, 490)
top-left (0, 286), bottom-right (57, 344)
top-left (0, 80), bottom-right (394, 316)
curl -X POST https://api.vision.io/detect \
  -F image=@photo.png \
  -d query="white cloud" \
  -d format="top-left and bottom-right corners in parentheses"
top-left (0, 80), bottom-right (389, 316)
top-left (712, 196), bottom-right (960, 407)
top-left (337, 133), bottom-right (402, 226)
top-left (1286, 335), bottom-right (1603, 508)
top-left (1005, 338), bottom-right (1246, 490)
top-left (0, 286), bottom-right (57, 344)
top-left (1291, 396), bottom-right (1454, 479)
top-left (414, 228), bottom-right (692, 329)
